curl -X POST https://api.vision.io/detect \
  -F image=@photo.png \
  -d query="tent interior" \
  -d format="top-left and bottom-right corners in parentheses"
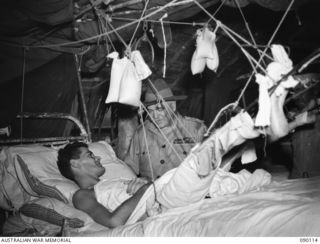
top-left (0, 0), bottom-right (320, 236)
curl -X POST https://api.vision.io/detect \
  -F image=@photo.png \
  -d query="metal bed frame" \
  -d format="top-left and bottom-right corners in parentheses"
top-left (0, 112), bottom-right (90, 146)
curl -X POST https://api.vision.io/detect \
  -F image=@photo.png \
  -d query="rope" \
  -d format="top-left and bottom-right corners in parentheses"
top-left (112, 17), bottom-right (206, 27)
top-left (233, 0), bottom-right (265, 66)
top-left (159, 14), bottom-right (168, 78)
top-left (233, 0), bottom-right (296, 108)
top-left (234, 73), bottom-right (255, 107)
top-left (193, 1), bottom-right (269, 75)
top-left (102, 17), bottom-right (116, 52)
top-left (192, 0), bottom-right (273, 61)
top-left (140, 102), bottom-right (183, 162)
top-left (193, 0), bottom-right (295, 119)
top-left (97, 13), bottom-right (116, 52)
top-left (138, 105), bottom-right (155, 181)
top-left (20, 48), bottom-right (27, 143)
top-left (206, 0), bottom-right (227, 25)
top-left (261, 0), bottom-right (295, 63)
top-left (14, 0), bottom-right (180, 49)
top-left (204, 102), bottom-right (237, 137)
top-left (128, 0), bottom-right (150, 48)
top-left (106, 22), bottom-right (129, 49)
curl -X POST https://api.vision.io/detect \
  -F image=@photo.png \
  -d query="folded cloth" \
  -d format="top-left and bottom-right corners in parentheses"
top-left (209, 168), bottom-right (271, 197)
top-left (131, 50), bottom-right (152, 80)
top-left (267, 44), bottom-right (298, 96)
top-left (241, 141), bottom-right (257, 164)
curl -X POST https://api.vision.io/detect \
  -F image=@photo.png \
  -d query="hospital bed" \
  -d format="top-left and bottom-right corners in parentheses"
top-left (1, 114), bottom-right (320, 237)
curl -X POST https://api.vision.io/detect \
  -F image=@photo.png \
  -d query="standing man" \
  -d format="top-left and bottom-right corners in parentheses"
top-left (124, 79), bottom-right (207, 180)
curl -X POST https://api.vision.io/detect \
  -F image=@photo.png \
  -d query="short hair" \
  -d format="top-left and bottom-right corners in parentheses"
top-left (57, 141), bottom-right (88, 181)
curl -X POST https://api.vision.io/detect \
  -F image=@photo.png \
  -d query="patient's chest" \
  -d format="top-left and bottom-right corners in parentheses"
top-left (94, 179), bottom-right (132, 211)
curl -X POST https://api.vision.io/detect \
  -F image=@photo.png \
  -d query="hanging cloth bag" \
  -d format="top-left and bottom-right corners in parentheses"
top-left (118, 60), bottom-right (142, 107)
top-left (105, 52), bottom-right (129, 104)
top-left (191, 27), bottom-right (219, 74)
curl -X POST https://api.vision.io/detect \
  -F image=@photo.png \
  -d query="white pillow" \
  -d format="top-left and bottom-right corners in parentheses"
top-left (89, 141), bottom-right (136, 181)
top-left (88, 141), bottom-right (117, 164)
top-left (15, 146), bottom-right (78, 204)
top-left (14, 142), bottom-right (136, 205)
top-left (0, 147), bottom-right (31, 211)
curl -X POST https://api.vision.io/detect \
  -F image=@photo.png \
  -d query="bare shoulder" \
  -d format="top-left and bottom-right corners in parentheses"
top-left (72, 189), bottom-right (97, 211)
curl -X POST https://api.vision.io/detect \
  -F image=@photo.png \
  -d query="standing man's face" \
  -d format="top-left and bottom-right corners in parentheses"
top-left (147, 101), bottom-right (176, 129)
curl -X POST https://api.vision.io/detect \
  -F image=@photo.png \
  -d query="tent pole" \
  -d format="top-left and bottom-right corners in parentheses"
top-left (74, 55), bottom-right (92, 142)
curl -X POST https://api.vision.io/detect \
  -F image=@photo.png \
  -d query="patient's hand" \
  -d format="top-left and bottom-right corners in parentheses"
top-left (124, 178), bottom-right (150, 195)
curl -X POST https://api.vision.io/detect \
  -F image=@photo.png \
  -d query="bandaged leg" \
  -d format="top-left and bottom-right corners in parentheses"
top-left (127, 97), bottom-right (293, 224)
top-left (267, 90), bottom-right (290, 142)
top-left (156, 111), bottom-right (260, 208)
top-left (126, 112), bottom-right (260, 223)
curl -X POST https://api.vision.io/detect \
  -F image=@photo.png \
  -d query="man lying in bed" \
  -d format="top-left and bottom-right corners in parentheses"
top-left (57, 88), bottom-right (315, 229)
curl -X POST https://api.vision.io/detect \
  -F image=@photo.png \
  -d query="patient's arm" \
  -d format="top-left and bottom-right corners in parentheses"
top-left (73, 182), bottom-right (150, 228)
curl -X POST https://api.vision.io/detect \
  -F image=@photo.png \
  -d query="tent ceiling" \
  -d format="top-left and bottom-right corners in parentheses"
top-left (0, 0), bottom-right (319, 83)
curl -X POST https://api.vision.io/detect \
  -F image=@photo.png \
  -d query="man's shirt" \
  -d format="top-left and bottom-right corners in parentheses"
top-left (124, 114), bottom-right (207, 179)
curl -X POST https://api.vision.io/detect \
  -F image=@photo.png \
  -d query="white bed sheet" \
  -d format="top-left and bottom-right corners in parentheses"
top-left (75, 176), bottom-right (320, 237)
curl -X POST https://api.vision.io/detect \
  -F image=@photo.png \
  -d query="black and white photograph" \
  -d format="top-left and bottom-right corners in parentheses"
top-left (0, 0), bottom-right (320, 240)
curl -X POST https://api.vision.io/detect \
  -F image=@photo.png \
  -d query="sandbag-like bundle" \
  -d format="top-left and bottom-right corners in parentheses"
top-left (191, 27), bottom-right (219, 75)
top-left (118, 60), bottom-right (142, 107)
top-left (106, 50), bottom-right (152, 107)
top-left (206, 32), bottom-right (219, 72)
top-left (191, 51), bottom-right (206, 75)
top-left (105, 52), bottom-right (129, 104)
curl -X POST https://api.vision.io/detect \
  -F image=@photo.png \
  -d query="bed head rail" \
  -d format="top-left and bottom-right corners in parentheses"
top-left (0, 112), bottom-right (90, 146)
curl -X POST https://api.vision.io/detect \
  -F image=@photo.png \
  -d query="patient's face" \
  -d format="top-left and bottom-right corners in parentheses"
top-left (77, 147), bottom-right (105, 177)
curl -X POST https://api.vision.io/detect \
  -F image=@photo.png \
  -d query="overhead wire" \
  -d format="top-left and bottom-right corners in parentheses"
top-left (233, 0), bottom-right (296, 107)
top-left (106, 21), bottom-right (129, 49)
top-left (14, 0), bottom-right (180, 49)
top-left (233, 0), bottom-right (266, 66)
top-left (138, 104), bottom-right (155, 181)
top-left (159, 13), bottom-right (168, 78)
top-left (128, 0), bottom-right (150, 49)
top-left (206, 0), bottom-right (227, 25)
top-left (9, 0), bottom-right (299, 141)
top-left (192, 0), bottom-right (296, 135)
top-left (112, 17), bottom-right (207, 26)
top-left (192, 2), bottom-right (272, 76)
